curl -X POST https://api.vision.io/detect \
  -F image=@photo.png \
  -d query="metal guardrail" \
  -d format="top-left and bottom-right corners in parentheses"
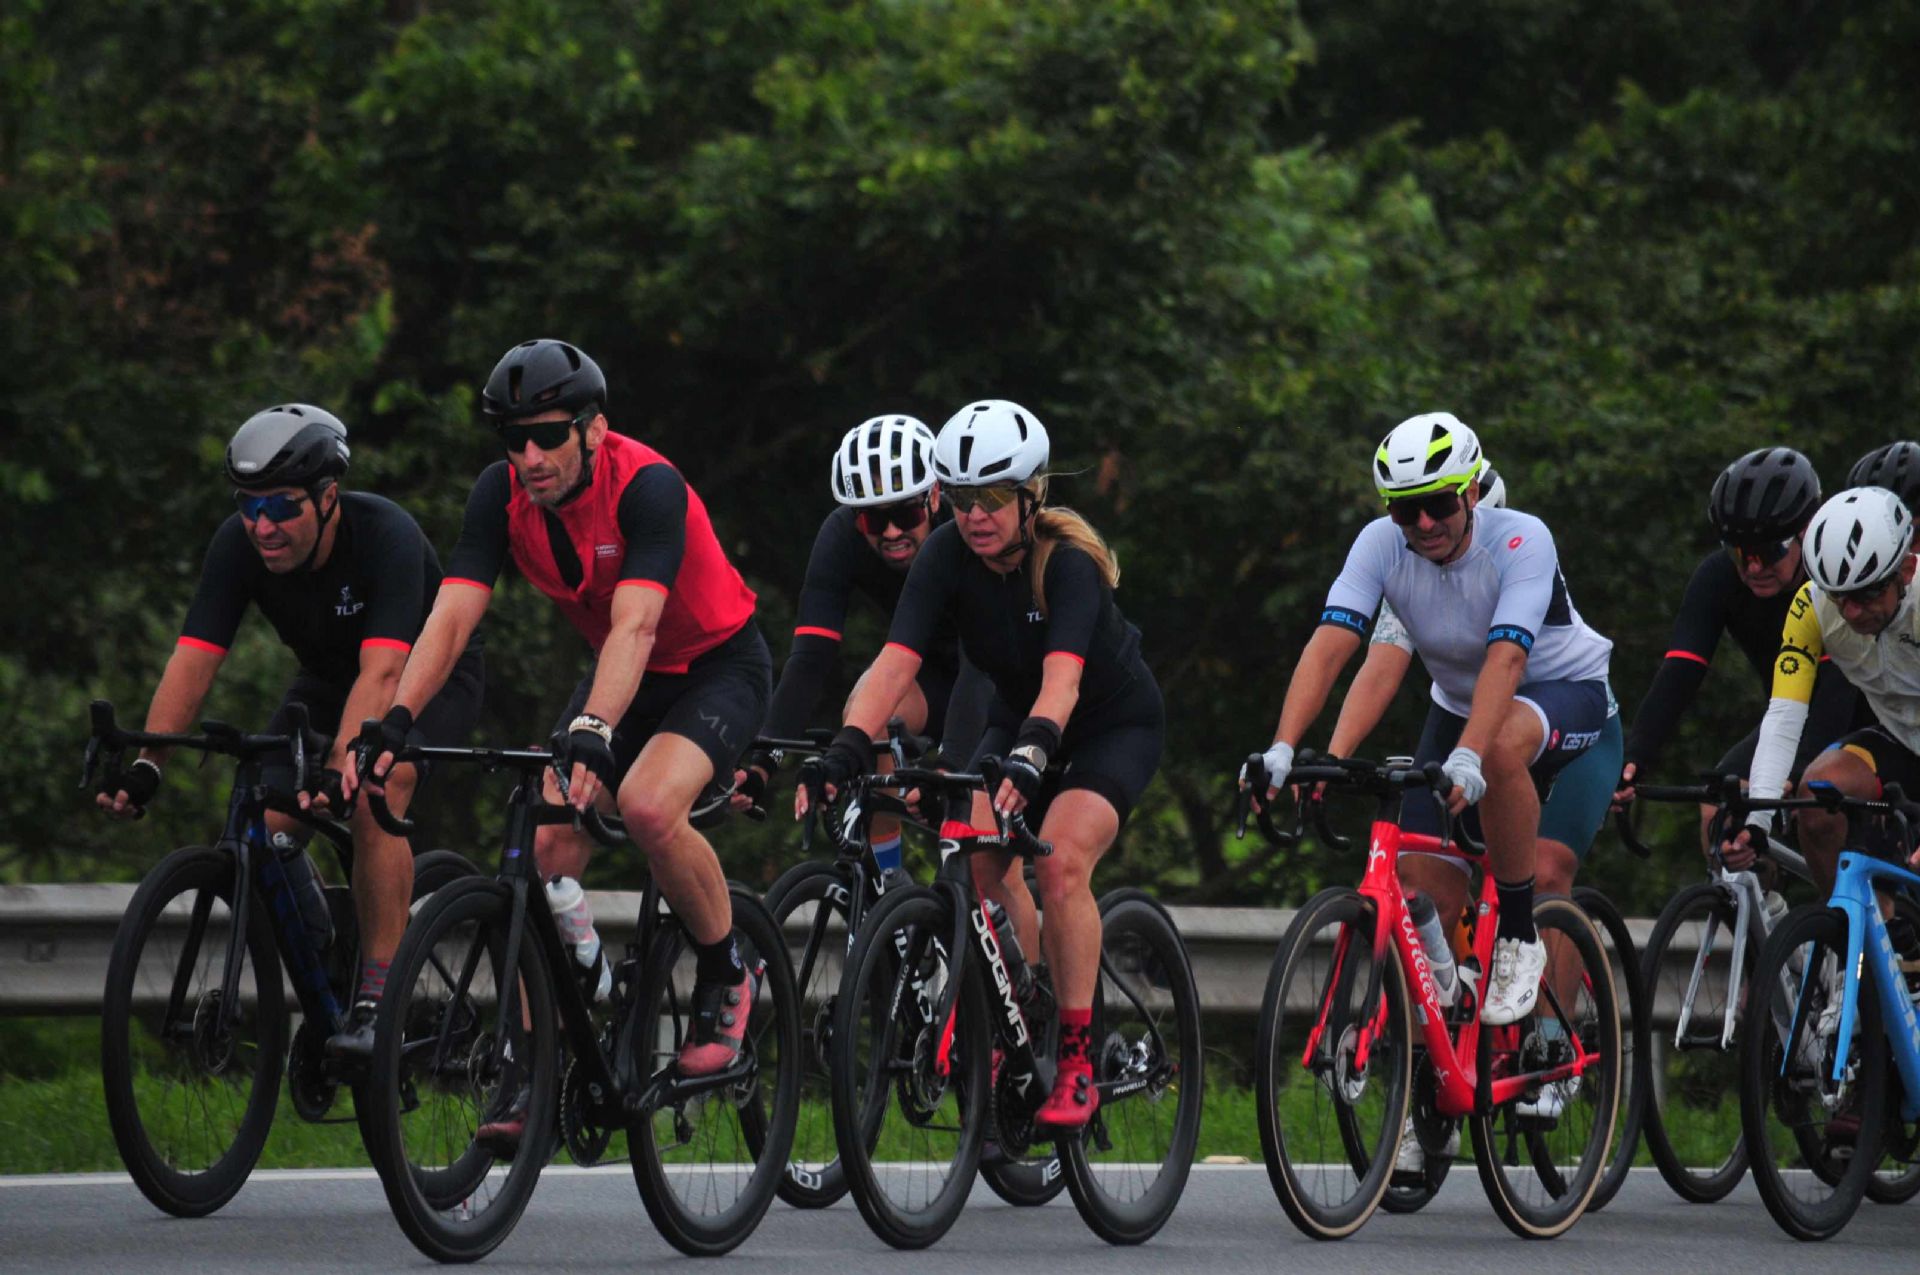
top-left (0, 882), bottom-right (1692, 1019)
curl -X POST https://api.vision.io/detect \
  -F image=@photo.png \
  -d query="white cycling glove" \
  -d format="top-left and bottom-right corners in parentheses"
top-left (1255, 741), bottom-right (1295, 790)
top-left (1442, 746), bottom-right (1486, 805)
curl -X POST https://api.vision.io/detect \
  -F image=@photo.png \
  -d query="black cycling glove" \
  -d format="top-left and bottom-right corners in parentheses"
top-left (1003, 715), bottom-right (1062, 803)
top-left (816, 726), bottom-right (875, 791)
top-left (562, 728), bottom-right (618, 787)
top-left (735, 750), bottom-right (775, 810)
top-left (112, 758), bottom-right (163, 813)
top-left (309, 767), bottom-right (351, 812)
top-left (354, 705), bottom-right (413, 783)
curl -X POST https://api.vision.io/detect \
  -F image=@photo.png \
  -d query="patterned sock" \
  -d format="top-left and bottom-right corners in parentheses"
top-left (871, 835), bottom-right (903, 874)
top-left (356, 958), bottom-right (391, 1005)
top-left (693, 935), bottom-right (743, 985)
top-left (1058, 1006), bottom-right (1093, 1067)
top-left (1495, 876), bottom-right (1536, 944)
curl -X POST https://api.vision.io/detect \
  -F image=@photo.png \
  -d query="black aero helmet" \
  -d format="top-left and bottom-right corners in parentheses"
top-left (225, 404), bottom-right (350, 490)
top-left (1848, 442), bottom-right (1920, 514)
top-left (1708, 447), bottom-right (1821, 541)
top-left (481, 339), bottom-right (606, 421)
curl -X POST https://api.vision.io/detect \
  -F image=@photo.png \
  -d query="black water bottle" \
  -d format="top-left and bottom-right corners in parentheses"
top-left (270, 831), bottom-right (333, 951)
top-left (982, 899), bottom-right (1034, 1002)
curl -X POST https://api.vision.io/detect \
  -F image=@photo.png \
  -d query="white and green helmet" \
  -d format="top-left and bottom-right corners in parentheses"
top-left (1373, 412), bottom-right (1485, 501)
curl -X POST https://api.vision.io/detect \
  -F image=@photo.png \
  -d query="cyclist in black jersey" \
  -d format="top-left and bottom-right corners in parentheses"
top-left (734, 416), bottom-right (988, 880)
top-left (1612, 447), bottom-right (1866, 851)
top-left (95, 405), bottom-right (484, 1056)
top-left (801, 400), bottom-right (1163, 1130)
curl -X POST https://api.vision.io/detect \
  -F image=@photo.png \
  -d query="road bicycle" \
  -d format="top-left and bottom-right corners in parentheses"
top-left (759, 724), bottom-right (1065, 1210)
top-left (84, 699), bottom-right (475, 1217)
top-left (812, 758), bottom-right (1202, 1248)
top-left (355, 738), bottom-right (800, 1263)
top-left (1732, 783), bottom-right (1920, 1238)
top-left (1243, 751), bottom-right (1621, 1241)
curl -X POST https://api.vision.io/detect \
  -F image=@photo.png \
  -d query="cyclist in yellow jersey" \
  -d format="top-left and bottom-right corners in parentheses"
top-left (1725, 487), bottom-right (1920, 883)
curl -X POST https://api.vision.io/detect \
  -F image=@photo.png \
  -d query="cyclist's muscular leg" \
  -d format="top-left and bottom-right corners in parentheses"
top-left (534, 766), bottom-right (600, 883)
top-left (618, 732), bottom-right (731, 945)
top-left (1033, 790), bottom-right (1121, 1011)
top-left (1398, 854), bottom-right (1472, 937)
top-left (1478, 706), bottom-right (1546, 886)
top-left (1794, 747), bottom-right (1878, 893)
top-left (348, 760), bottom-right (418, 963)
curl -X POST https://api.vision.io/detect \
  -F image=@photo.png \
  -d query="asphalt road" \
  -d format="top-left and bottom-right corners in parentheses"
top-left (1, 1166), bottom-right (1911, 1274)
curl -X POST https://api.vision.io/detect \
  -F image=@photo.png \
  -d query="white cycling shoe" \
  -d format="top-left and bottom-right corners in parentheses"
top-left (1516, 1077), bottom-right (1578, 1119)
top-left (1481, 936), bottom-right (1547, 1026)
top-left (1394, 1114), bottom-right (1459, 1174)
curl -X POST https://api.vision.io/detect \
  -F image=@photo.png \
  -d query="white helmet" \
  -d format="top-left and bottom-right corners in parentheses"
top-left (1373, 412), bottom-right (1485, 500)
top-left (830, 415), bottom-right (936, 506)
top-left (1804, 486), bottom-right (1914, 594)
top-left (1478, 463), bottom-right (1507, 509)
top-left (933, 399), bottom-right (1049, 486)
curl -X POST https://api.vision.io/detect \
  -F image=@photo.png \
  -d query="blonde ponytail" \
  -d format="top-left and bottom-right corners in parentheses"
top-left (1029, 498), bottom-right (1120, 617)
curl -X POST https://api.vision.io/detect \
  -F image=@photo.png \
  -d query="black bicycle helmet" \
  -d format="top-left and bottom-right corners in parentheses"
top-left (481, 339), bottom-right (607, 421)
top-left (1848, 442), bottom-right (1920, 514)
top-left (1707, 447), bottom-right (1821, 541)
top-left (225, 404), bottom-right (350, 490)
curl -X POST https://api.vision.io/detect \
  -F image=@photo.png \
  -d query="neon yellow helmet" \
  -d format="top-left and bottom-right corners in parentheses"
top-left (1373, 412), bottom-right (1485, 501)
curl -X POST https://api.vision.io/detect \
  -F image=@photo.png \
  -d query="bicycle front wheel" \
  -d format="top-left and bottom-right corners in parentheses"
top-left (1060, 889), bottom-right (1203, 1245)
top-left (1739, 904), bottom-right (1887, 1240)
top-left (1256, 886), bottom-right (1411, 1240)
top-left (1469, 896), bottom-right (1620, 1240)
top-left (1573, 885), bottom-right (1645, 1212)
top-left (830, 884), bottom-right (989, 1249)
top-left (1638, 880), bottom-right (1756, 1203)
top-left (364, 876), bottom-right (558, 1264)
top-left (763, 858), bottom-right (855, 1208)
top-left (101, 845), bottom-right (287, 1218)
top-left (628, 885), bottom-right (800, 1256)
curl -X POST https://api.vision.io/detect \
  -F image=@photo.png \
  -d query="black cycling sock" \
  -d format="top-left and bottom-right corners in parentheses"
top-left (1495, 876), bottom-right (1536, 944)
top-left (1058, 1007), bottom-right (1093, 1065)
top-left (693, 935), bottom-right (744, 985)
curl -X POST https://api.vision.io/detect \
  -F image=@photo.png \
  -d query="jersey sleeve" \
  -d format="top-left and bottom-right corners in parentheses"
top-left (1370, 600), bottom-right (1413, 652)
top-left (1040, 547), bottom-right (1106, 665)
top-left (1320, 521), bottom-right (1395, 637)
top-left (1748, 582), bottom-right (1824, 807)
top-left (762, 515), bottom-right (861, 740)
top-left (356, 501), bottom-right (431, 652)
top-left (885, 524), bottom-right (960, 659)
top-left (791, 513), bottom-right (860, 640)
top-left (615, 464), bottom-right (688, 591)
top-left (1486, 517), bottom-right (1560, 650)
top-left (177, 517), bottom-right (255, 654)
top-left (1624, 555), bottom-right (1734, 770)
top-left (443, 463), bottom-right (513, 591)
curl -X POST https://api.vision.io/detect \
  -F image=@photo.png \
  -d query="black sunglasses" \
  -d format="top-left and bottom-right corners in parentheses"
top-left (856, 498), bottom-right (931, 537)
top-left (1723, 537), bottom-right (1796, 570)
top-left (1386, 490), bottom-right (1465, 527)
top-left (1831, 575), bottom-right (1897, 607)
top-left (497, 406), bottom-right (595, 454)
top-left (234, 490), bottom-right (310, 523)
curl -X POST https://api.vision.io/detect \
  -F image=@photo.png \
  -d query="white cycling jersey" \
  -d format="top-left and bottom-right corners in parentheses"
top-left (1323, 506), bottom-right (1613, 716)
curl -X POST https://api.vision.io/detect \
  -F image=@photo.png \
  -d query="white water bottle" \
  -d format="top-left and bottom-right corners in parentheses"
top-left (545, 876), bottom-right (611, 1002)
top-left (1406, 891), bottom-right (1458, 1008)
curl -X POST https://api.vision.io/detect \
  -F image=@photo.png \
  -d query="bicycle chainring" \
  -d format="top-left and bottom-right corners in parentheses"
top-left (993, 1056), bottom-right (1048, 1158)
top-left (1410, 1051), bottom-right (1455, 1158)
top-left (559, 1055), bottom-right (615, 1167)
top-left (287, 1018), bottom-right (339, 1121)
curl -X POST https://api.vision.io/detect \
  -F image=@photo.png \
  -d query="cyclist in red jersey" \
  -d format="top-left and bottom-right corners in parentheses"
top-left (346, 340), bottom-right (769, 1148)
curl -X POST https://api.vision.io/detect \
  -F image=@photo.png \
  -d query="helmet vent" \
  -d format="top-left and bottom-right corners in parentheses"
top-left (958, 436), bottom-right (975, 471)
top-left (1012, 413), bottom-right (1029, 441)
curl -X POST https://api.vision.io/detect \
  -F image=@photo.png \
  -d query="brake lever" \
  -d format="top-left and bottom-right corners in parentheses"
top-left (1234, 755), bottom-right (1267, 840)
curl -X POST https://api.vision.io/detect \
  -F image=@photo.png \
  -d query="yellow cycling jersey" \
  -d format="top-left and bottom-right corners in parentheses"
top-left (1770, 583), bottom-right (1824, 706)
top-left (1770, 579), bottom-right (1920, 749)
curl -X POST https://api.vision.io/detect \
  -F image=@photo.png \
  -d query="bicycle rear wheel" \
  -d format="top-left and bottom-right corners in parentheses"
top-left (1739, 904), bottom-right (1887, 1240)
top-left (101, 845), bottom-right (286, 1218)
top-left (628, 885), bottom-right (800, 1256)
top-left (1256, 886), bottom-right (1411, 1240)
top-left (1639, 880), bottom-right (1757, 1203)
top-left (365, 877), bottom-right (558, 1263)
top-left (830, 884), bottom-right (989, 1249)
top-left (1469, 896), bottom-right (1620, 1239)
top-left (763, 859), bottom-right (855, 1208)
top-left (1573, 885), bottom-right (1645, 1212)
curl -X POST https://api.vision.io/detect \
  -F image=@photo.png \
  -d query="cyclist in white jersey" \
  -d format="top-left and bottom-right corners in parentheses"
top-left (1252, 413), bottom-right (1614, 1025)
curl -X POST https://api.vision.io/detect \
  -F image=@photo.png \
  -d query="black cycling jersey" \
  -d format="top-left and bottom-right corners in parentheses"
top-left (887, 522), bottom-right (1146, 717)
top-left (179, 491), bottom-right (474, 687)
top-left (445, 459), bottom-right (687, 594)
top-left (763, 505), bottom-right (963, 739)
top-left (1625, 550), bottom-right (1861, 773)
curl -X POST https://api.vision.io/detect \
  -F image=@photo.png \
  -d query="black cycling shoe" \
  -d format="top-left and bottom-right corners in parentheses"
top-left (324, 999), bottom-right (379, 1060)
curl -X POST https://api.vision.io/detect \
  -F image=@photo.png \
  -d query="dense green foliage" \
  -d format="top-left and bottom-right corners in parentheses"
top-left (6, 0), bottom-right (1919, 913)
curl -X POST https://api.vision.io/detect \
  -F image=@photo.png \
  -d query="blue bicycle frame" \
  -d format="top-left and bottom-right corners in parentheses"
top-left (1813, 851), bottom-right (1920, 1122)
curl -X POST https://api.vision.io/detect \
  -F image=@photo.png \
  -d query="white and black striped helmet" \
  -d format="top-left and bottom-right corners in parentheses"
top-left (830, 415), bottom-right (936, 506)
top-left (932, 400), bottom-right (1049, 486)
top-left (1804, 487), bottom-right (1914, 594)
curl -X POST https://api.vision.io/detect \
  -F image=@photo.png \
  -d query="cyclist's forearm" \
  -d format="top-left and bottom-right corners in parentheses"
top-left (391, 595), bottom-right (479, 718)
top-left (330, 663), bottom-right (403, 770)
top-left (844, 645), bottom-right (921, 740)
top-left (1274, 626), bottom-right (1360, 748)
top-left (138, 644), bottom-right (223, 767)
top-left (1327, 644), bottom-right (1411, 757)
top-left (582, 625), bottom-right (655, 725)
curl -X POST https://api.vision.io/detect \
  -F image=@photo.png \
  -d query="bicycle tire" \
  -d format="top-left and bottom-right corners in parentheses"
top-left (980, 1155), bottom-right (1068, 1206)
top-left (1256, 886), bottom-right (1411, 1240)
top-left (628, 885), bottom-right (800, 1256)
top-left (101, 844), bottom-right (286, 1218)
top-left (763, 858), bottom-right (856, 1208)
top-left (1638, 880), bottom-right (1756, 1204)
top-left (1469, 896), bottom-right (1620, 1240)
top-left (1865, 897), bottom-right (1920, 1205)
top-left (830, 883), bottom-right (990, 1249)
top-left (1740, 904), bottom-right (1888, 1240)
top-left (1573, 885), bottom-right (1645, 1212)
top-left (1059, 888), bottom-right (1203, 1244)
top-left (364, 876), bottom-right (558, 1263)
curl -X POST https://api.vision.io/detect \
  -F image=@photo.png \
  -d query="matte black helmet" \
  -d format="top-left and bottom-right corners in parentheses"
top-left (1847, 442), bottom-right (1920, 515)
top-left (481, 339), bottom-right (606, 421)
top-left (225, 404), bottom-right (350, 490)
top-left (1708, 447), bottom-right (1821, 541)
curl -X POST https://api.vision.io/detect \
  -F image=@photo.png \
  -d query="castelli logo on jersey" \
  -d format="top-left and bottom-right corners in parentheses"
top-left (1507, 536), bottom-right (1524, 550)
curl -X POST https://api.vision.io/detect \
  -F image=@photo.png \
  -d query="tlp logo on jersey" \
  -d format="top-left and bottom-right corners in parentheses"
top-left (335, 586), bottom-right (365, 617)
top-left (1025, 609), bottom-right (1045, 624)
